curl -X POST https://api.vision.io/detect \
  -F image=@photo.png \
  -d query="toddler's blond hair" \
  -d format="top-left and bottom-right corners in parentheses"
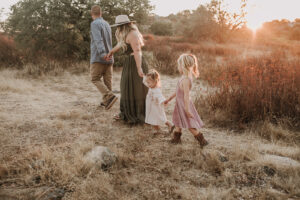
top-left (146, 69), bottom-right (161, 87)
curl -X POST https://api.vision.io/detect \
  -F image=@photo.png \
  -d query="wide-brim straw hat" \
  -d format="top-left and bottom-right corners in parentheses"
top-left (111, 15), bottom-right (136, 27)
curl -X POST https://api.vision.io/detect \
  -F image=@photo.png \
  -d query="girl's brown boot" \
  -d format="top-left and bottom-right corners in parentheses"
top-left (170, 131), bottom-right (182, 144)
top-left (194, 133), bottom-right (208, 147)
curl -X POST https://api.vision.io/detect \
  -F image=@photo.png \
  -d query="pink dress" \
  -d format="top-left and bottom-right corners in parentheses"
top-left (172, 77), bottom-right (204, 129)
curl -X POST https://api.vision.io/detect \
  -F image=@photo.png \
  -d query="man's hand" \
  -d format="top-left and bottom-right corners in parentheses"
top-left (104, 51), bottom-right (113, 61)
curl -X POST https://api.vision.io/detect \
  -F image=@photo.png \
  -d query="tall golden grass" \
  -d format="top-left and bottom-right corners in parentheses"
top-left (145, 35), bottom-right (300, 135)
top-left (198, 51), bottom-right (300, 123)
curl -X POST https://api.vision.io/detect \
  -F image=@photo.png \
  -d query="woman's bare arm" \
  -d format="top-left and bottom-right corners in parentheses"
top-left (128, 31), bottom-right (143, 77)
top-left (105, 44), bottom-right (121, 60)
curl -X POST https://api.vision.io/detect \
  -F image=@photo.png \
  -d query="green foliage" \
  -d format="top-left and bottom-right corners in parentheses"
top-left (184, 6), bottom-right (219, 40)
top-left (4, 0), bottom-right (153, 61)
top-left (150, 21), bottom-right (173, 36)
top-left (165, 0), bottom-right (248, 42)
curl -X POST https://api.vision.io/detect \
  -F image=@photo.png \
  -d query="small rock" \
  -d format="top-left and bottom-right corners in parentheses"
top-left (45, 188), bottom-right (65, 200)
top-left (260, 154), bottom-right (300, 168)
top-left (83, 146), bottom-right (117, 170)
top-left (215, 151), bottom-right (228, 162)
top-left (263, 166), bottom-right (276, 176)
top-left (219, 154), bottom-right (228, 162)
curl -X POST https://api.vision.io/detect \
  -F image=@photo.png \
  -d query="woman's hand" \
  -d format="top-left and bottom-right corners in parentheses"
top-left (104, 51), bottom-right (113, 61)
top-left (137, 68), bottom-right (144, 77)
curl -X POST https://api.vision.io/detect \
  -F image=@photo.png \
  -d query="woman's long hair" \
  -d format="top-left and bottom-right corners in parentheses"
top-left (115, 23), bottom-right (144, 51)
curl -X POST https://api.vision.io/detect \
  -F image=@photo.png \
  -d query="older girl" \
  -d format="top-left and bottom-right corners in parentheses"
top-left (164, 54), bottom-right (208, 147)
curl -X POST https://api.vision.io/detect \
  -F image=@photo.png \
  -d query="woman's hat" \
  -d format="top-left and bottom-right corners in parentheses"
top-left (111, 15), bottom-right (136, 27)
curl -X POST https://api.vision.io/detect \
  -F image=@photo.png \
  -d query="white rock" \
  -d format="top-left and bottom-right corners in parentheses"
top-left (259, 154), bottom-right (300, 168)
top-left (84, 146), bottom-right (117, 169)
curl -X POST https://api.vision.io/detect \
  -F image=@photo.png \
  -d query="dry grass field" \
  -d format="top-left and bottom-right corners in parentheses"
top-left (0, 59), bottom-right (299, 199)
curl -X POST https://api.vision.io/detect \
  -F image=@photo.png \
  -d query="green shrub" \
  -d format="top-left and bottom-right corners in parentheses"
top-left (150, 21), bottom-right (173, 36)
top-left (0, 34), bottom-right (21, 67)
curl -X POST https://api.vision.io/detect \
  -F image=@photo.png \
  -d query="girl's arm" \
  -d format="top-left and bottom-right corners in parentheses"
top-left (182, 79), bottom-right (193, 118)
top-left (164, 92), bottom-right (176, 105)
top-left (128, 31), bottom-right (144, 77)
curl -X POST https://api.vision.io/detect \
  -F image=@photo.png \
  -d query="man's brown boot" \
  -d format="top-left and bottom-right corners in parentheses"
top-left (170, 131), bottom-right (182, 144)
top-left (194, 133), bottom-right (208, 147)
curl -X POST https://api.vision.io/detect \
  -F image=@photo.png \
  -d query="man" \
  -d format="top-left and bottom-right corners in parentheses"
top-left (90, 5), bottom-right (117, 110)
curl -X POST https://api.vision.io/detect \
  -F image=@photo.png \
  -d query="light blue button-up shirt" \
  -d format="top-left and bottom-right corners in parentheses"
top-left (90, 17), bottom-right (114, 64)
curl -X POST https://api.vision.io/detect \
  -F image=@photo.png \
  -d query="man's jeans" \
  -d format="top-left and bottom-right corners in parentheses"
top-left (90, 62), bottom-right (114, 104)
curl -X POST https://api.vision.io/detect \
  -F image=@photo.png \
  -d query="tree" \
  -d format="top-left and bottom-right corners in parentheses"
top-left (207, 0), bottom-right (248, 42)
top-left (184, 5), bottom-right (218, 40)
top-left (166, 0), bottom-right (248, 43)
top-left (4, 0), bottom-right (153, 61)
top-left (150, 21), bottom-right (173, 36)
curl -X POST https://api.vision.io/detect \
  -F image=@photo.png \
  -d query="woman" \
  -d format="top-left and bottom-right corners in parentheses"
top-left (106, 15), bottom-right (148, 124)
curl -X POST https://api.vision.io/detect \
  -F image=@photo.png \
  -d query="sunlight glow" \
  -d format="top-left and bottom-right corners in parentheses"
top-left (1, 0), bottom-right (299, 30)
top-left (151, 0), bottom-right (300, 31)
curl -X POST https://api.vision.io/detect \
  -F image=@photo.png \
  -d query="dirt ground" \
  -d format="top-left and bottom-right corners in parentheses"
top-left (0, 68), bottom-right (299, 200)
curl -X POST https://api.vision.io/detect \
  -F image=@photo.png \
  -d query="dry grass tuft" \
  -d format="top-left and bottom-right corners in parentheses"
top-left (16, 60), bottom-right (89, 78)
top-left (0, 69), bottom-right (34, 93)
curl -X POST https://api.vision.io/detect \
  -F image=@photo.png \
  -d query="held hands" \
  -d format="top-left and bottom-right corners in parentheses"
top-left (137, 68), bottom-right (144, 78)
top-left (104, 51), bottom-right (113, 61)
top-left (163, 99), bottom-right (169, 106)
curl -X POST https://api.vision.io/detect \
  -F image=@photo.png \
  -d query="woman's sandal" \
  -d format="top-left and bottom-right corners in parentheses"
top-left (113, 114), bottom-right (121, 121)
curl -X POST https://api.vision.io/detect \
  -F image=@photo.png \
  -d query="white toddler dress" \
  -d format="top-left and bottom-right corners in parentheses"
top-left (143, 77), bottom-right (168, 126)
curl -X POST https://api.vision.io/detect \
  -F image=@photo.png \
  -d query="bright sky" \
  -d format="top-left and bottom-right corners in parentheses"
top-left (151, 0), bottom-right (300, 30)
top-left (1, 0), bottom-right (300, 30)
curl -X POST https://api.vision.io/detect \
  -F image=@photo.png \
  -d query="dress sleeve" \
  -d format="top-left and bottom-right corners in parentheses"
top-left (153, 89), bottom-right (166, 104)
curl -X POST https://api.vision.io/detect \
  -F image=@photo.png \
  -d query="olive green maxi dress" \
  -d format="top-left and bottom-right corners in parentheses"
top-left (119, 43), bottom-right (149, 124)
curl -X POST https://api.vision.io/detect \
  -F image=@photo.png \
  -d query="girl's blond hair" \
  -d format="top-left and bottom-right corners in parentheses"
top-left (177, 53), bottom-right (199, 78)
top-left (115, 23), bottom-right (144, 51)
top-left (146, 69), bottom-right (161, 87)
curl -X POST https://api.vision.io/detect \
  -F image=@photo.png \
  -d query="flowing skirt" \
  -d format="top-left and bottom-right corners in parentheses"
top-left (119, 55), bottom-right (149, 124)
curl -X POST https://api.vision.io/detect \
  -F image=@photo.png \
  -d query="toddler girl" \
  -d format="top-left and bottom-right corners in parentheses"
top-left (143, 69), bottom-right (175, 133)
top-left (164, 54), bottom-right (208, 147)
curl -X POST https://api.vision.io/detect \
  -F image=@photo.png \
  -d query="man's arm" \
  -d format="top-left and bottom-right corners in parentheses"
top-left (91, 22), bottom-right (106, 57)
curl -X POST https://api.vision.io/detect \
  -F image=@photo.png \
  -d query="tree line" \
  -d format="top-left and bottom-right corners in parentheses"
top-left (1, 0), bottom-right (298, 64)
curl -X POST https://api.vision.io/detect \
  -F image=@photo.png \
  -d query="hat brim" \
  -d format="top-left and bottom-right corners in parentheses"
top-left (111, 21), bottom-right (136, 27)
